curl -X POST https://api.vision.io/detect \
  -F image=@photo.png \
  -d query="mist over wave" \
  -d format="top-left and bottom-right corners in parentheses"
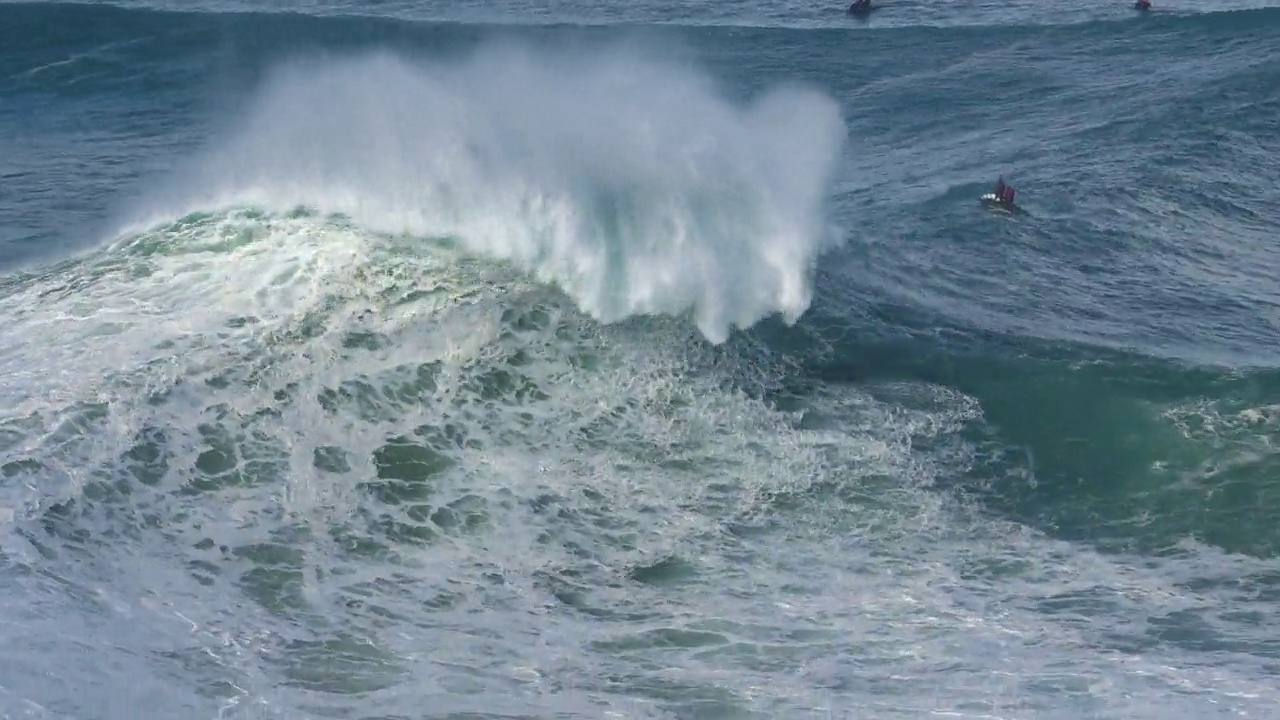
top-left (131, 42), bottom-right (847, 344)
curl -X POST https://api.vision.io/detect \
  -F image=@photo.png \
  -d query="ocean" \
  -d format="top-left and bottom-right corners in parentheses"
top-left (1, 0), bottom-right (1279, 718)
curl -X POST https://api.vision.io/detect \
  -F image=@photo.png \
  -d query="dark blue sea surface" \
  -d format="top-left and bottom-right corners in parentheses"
top-left (2, 1), bottom-right (1279, 718)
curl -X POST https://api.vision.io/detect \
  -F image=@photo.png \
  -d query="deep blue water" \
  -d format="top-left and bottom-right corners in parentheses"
top-left (2, 1), bottom-right (1279, 718)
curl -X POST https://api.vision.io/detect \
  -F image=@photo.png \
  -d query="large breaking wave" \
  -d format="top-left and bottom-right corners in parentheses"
top-left (129, 41), bottom-right (848, 343)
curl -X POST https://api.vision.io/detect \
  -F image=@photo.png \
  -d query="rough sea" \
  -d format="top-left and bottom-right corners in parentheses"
top-left (2, 0), bottom-right (1279, 718)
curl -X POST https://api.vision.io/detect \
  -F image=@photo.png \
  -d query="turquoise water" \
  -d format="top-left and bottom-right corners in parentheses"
top-left (1, 2), bottom-right (1279, 718)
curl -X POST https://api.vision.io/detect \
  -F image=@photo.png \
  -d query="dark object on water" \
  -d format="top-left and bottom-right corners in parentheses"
top-left (1134, 0), bottom-right (1151, 10)
top-left (847, 0), bottom-right (876, 17)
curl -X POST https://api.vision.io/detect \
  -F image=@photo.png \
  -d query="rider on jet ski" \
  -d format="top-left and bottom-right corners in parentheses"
top-left (994, 176), bottom-right (1016, 205)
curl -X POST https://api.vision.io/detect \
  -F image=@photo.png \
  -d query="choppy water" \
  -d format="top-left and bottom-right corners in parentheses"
top-left (2, 1), bottom-right (1279, 718)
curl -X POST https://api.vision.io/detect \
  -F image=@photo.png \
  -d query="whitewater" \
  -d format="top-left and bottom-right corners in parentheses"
top-left (2, 1), bottom-right (1279, 719)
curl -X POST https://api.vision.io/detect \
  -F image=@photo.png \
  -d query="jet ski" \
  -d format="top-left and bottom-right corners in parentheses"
top-left (983, 175), bottom-right (1018, 212)
top-left (980, 193), bottom-right (1015, 213)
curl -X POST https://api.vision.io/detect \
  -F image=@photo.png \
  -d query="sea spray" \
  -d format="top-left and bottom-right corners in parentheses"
top-left (133, 41), bottom-right (848, 343)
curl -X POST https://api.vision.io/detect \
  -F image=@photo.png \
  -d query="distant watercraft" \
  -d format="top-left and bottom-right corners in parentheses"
top-left (984, 175), bottom-right (1017, 213)
top-left (1134, 0), bottom-right (1151, 10)
top-left (847, 1), bottom-right (877, 17)
top-left (980, 193), bottom-right (1016, 213)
